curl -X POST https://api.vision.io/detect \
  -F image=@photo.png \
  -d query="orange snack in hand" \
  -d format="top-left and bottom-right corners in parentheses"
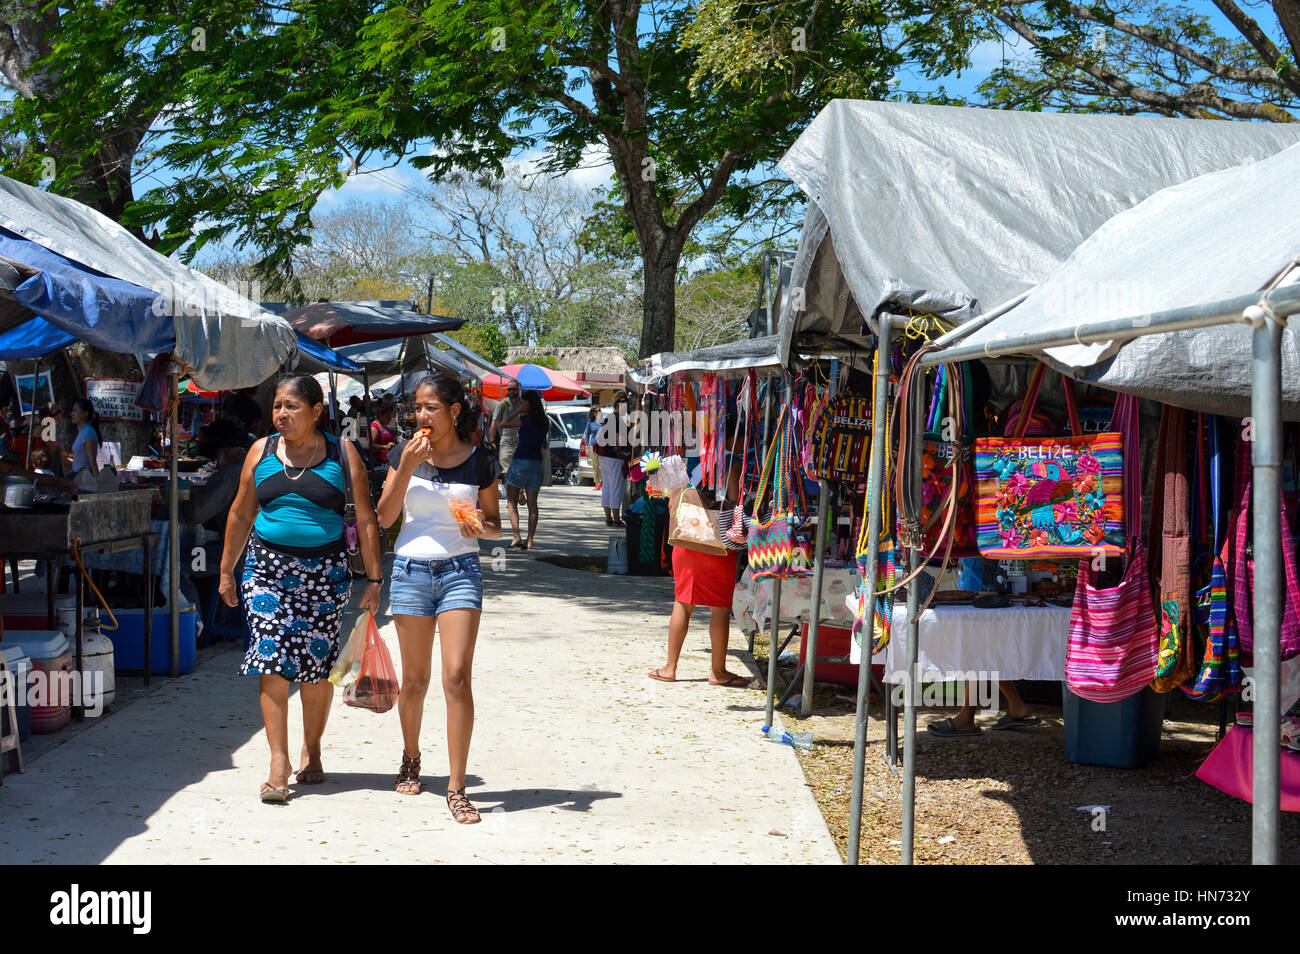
top-left (448, 498), bottom-right (483, 533)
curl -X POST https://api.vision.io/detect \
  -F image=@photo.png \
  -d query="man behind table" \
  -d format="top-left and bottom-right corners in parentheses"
top-left (490, 380), bottom-right (522, 492)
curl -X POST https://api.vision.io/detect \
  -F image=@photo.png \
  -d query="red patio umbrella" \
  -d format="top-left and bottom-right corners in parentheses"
top-left (481, 364), bottom-right (590, 402)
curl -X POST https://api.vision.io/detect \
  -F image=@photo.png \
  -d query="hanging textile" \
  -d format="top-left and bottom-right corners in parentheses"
top-left (1149, 405), bottom-right (1196, 692)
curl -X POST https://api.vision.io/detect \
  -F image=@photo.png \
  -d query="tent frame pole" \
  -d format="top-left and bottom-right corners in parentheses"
top-left (169, 367), bottom-right (180, 678)
top-left (800, 360), bottom-right (841, 716)
top-left (848, 316), bottom-right (893, 864)
top-left (1250, 311), bottom-right (1283, 864)
top-left (762, 371), bottom-right (789, 730)
top-left (25, 358), bottom-right (38, 471)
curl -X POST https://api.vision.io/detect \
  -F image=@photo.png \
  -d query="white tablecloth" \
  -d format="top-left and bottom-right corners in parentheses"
top-left (879, 603), bottom-right (1073, 684)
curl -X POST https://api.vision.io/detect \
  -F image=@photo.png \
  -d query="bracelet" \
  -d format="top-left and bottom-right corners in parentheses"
top-left (366, 578), bottom-right (382, 585)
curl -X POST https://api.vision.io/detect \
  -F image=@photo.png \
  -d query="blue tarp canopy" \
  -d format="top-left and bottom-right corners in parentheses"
top-left (0, 302), bottom-right (358, 373)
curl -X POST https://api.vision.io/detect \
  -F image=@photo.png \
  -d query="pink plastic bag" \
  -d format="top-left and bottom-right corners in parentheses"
top-left (1194, 725), bottom-right (1300, 811)
top-left (342, 614), bottom-right (400, 713)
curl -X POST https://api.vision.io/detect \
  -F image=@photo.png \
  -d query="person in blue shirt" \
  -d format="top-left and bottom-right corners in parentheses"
top-left (69, 398), bottom-right (102, 484)
top-left (220, 374), bottom-right (383, 803)
top-left (499, 389), bottom-right (548, 549)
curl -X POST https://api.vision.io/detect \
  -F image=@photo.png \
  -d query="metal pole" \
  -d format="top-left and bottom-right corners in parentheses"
top-left (801, 360), bottom-right (841, 716)
top-left (764, 578), bottom-right (784, 729)
top-left (848, 316), bottom-right (893, 864)
top-left (900, 369), bottom-right (925, 866)
top-left (1249, 308), bottom-right (1283, 864)
top-left (25, 358), bottom-right (37, 471)
top-left (169, 371), bottom-right (180, 678)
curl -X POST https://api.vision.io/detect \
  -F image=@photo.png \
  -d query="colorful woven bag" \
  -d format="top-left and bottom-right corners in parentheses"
top-left (1227, 434), bottom-right (1300, 661)
top-left (1184, 416), bottom-right (1243, 700)
top-left (851, 408), bottom-right (895, 661)
top-left (1148, 405), bottom-right (1196, 692)
top-left (1065, 393), bottom-right (1160, 702)
top-left (974, 363), bottom-right (1125, 559)
top-left (807, 392), bottom-right (873, 482)
top-left (747, 400), bottom-right (811, 580)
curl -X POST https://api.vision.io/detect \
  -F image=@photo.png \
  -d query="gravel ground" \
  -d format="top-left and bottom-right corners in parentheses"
top-left (752, 632), bottom-right (1300, 865)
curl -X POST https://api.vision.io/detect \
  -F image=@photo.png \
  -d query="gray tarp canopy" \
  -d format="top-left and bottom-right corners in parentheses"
top-left (940, 142), bottom-right (1300, 420)
top-left (629, 335), bottom-right (784, 383)
top-left (775, 100), bottom-right (1300, 366)
top-left (0, 174), bottom-right (297, 390)
top-left (335, 335), bottom-right (472, 382)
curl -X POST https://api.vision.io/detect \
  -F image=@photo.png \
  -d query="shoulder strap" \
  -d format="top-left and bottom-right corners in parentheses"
top-left (1061, 375), bottom-right (1082, 436)
top-left (1014, 362), bottom-right (1047, 439)
top-left (260, 434), bottom-right (278, 462)
top-left (1208, 415), bottom-right (1221, 549)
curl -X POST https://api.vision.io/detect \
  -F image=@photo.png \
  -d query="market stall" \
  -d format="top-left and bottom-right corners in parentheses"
top-left (0, 171), bottom-right (298, 683)
top-left (773, 99), bottom-right (1300, 865)
top-left (923, 140), bottom-right (1300, 864)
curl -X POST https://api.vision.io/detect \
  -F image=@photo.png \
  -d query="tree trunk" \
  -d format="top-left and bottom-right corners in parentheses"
top-left (639, 243), bottom-right (681, 359)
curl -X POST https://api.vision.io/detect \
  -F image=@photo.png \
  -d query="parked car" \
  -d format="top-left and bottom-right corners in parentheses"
top-left (548, 404), bottom-right (595, 485)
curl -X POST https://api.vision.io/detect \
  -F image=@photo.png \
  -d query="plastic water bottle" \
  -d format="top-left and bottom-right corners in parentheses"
top-left (762, 725), bottom-right (813, 750)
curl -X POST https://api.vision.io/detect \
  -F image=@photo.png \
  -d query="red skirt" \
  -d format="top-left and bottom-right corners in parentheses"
top-left (672, 545), bottom-right (737, 608)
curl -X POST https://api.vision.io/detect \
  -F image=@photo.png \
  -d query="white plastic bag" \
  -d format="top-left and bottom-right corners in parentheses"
top-left (328, 613), bottom-right (369, 688)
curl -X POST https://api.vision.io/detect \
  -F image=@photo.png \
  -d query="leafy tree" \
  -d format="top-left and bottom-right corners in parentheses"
top-left (975, 1), bottom-right (1299, 121)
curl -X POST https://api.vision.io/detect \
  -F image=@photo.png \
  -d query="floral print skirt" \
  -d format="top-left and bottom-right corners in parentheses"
top-left (238, 534), bottom-right (352, 683)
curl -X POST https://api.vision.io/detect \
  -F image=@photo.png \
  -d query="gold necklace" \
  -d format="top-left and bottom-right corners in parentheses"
top-left (281, 433), bottom-right (322, 481)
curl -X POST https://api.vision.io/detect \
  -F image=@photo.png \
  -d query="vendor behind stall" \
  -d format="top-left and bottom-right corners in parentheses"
top-left (179, 419), bottom-right (250, 537)
top-left (69, 398), bottom-right (102, 489)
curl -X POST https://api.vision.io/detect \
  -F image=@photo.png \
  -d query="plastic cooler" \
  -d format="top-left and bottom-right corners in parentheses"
top-left (0, 594), bottom-right (78, 636)
top-left (797, 622), bottom-right (885, 689)
top-left (1, 645), bottom-right (32, 740)
top-left (2, 631), bottom-right (72, 734)
top-left (1064, 686), bottom-right (1165, 768)
top-left (102, 606), bottom-right (196, 675)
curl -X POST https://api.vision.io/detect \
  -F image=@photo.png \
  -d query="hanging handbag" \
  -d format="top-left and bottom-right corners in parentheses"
top-left (1065, 394), bottom-right (1160, 702)
top-left (920, 362), bottom-right (978, 558)
top-left (1148, 405), bottom-right (1196, 692)
top-left (1228, 434), bottom-right (1300, 661)
top-left (1184, 416), bottom-right (1243, 699)
top-left (851, 359), bottom-right (896, 661)
top-left (807, 392), bottom-right (873, 482)
top-left (747, 400), bottom-right (812, 579)
top-left (974, 363), bottom-right (1125, 559)
top-left (1002, 363), bottom-right (1056, 437)
top-left (338, 435), bottom-right (368, 576)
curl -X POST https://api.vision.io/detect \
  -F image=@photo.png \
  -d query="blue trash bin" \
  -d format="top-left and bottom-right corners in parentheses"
top-left (1064, 686), bottom-right (1165, 768)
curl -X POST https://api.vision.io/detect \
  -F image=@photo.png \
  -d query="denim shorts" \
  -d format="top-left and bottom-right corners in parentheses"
top-left (506, 456), bottom-right (544, 491)
top-left (389, 554), bottom-right (483, 617)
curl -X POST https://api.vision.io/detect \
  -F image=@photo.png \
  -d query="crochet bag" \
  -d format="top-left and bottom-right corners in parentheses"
top-left (975, 364), bottom-right (1125, 559)
top-left (748, 401), bottom-right (811, 580)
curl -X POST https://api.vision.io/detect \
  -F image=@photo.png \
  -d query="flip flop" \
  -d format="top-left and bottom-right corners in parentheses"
top-left (259, 783), bottom-right (290, 804)
top-left (711, 674), bottom-right (752, 688)
top-left (926, 717), bottom-right (982, 738)
top-left (294, 768), bottom-right (325, 785)
top-left (648, 669), bottom-right (676, 683)
top-left (990, 713), bottom-right (1042, 731)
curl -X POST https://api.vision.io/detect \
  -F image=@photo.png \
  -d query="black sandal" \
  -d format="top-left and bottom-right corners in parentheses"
top-left (446, 787), bottom-right (481, 824)
top-left (395, 753), bottom-right (421, 795)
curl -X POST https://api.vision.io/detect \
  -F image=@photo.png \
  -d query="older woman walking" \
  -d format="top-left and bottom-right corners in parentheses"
top-left (377, 375), bottom-right (501, 823)
top-left (219, 374), bottom-right (383, 803)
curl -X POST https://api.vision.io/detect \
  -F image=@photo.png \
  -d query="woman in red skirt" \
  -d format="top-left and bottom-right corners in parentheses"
top-left (648, 430), bottom-right (750, 687)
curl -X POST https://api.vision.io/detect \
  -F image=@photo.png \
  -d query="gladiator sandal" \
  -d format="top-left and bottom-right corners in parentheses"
top-left (446, 788), bottom-right (481, 824)
top-left (395, 753), bottom-right (421, 795)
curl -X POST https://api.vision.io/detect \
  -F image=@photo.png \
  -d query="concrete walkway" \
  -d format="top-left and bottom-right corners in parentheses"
top-left (0, 485), bottom-right (838, 864)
